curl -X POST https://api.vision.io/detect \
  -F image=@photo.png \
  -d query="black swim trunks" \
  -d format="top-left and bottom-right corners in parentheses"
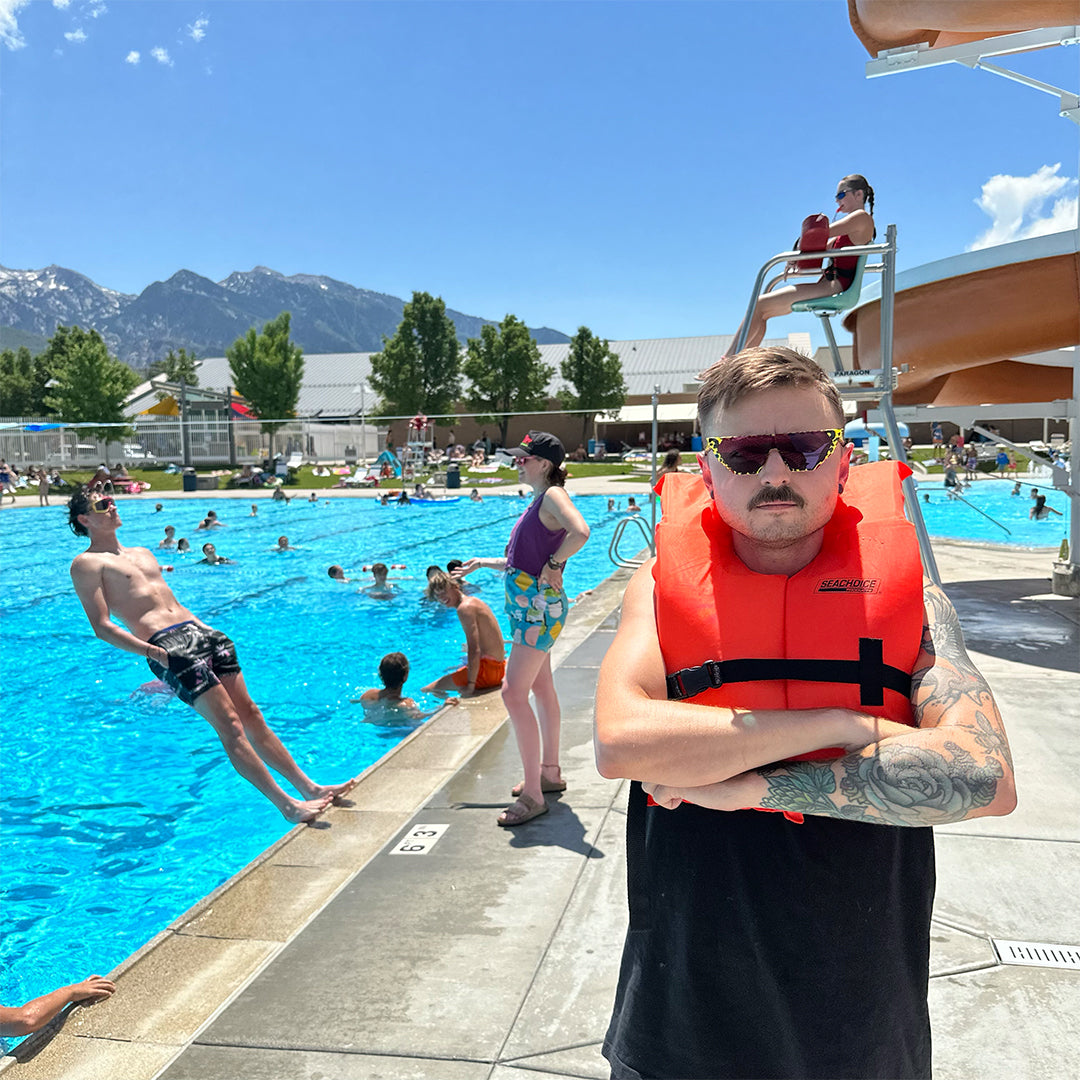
top-left (146, 621), bottom-right (241, 705)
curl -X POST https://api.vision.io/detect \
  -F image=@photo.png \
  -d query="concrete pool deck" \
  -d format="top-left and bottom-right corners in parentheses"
top-left (3, 492), bottom-right (1078, 1079)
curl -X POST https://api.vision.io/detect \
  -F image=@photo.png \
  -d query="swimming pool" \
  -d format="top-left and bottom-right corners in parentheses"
top-left (914, 476), bottom-right (1070, 547)
top-left (0, 492), bottom-right (644, 1032)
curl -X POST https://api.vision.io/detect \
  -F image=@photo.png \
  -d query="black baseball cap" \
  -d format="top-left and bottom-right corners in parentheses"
top-left (505, 431), bottom-right (565, 468)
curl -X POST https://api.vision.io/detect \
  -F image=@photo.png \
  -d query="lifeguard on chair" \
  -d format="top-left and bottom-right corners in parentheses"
top-left (730, 173), bottom-right (876, 354)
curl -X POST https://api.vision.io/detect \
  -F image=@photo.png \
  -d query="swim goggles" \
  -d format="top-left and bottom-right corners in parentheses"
top-left (703, 429), bottom-right (843, 475)
top-left (89, 496), bottom-right (116, 512)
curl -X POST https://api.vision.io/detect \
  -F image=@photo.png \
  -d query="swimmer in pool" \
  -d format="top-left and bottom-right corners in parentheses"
top-left (176, 538), bottom-right (191, 553)
top-left (356, 652), bottom-right (427, 724)
top-left (66, 487), bottom-right (351, 823)
top-left (276, 535), bottom-right (297, 552)
top-left (250, 504), bottom-right (258, 516)
top-left (1029, 490), bottom-right (1062, 520)
top-left (328, 564), bottom-right (350, 583)
top-left (421, 570), bottom-right (506, 699)
top-left (159, 525), bottom-right (177, 548)
top-left (362, 562), bottom-right (398, 599)
top-left (198, 542), bottom-right (235, 565)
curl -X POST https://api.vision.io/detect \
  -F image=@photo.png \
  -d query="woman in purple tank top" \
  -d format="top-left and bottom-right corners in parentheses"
top-left (455, 431), bottom-right (590, 827)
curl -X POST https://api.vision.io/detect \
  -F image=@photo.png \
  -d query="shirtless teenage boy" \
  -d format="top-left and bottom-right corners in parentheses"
top-left (357, 652), bottom-right (427, 724)
top-left (421, 569), bottom-right (506, 698)
top-left (67, 488), bottom-right (351, 823)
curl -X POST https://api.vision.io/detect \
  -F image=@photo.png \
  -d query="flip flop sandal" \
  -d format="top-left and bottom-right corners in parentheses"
top-left (497, 794), bottom-right (549, 827)
top-left (511, 765), bottom-right (566, 797)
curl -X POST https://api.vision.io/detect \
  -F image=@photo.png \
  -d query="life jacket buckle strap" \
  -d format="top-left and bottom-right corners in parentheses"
top-left (666, 662), bottom-right (725, 700)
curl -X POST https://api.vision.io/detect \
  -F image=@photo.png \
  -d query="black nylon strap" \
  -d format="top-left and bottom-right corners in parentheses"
top-left (665, 637), bottom-right (911, 706)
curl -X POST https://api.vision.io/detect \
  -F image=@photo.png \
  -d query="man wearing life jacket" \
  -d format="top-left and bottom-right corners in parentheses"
top-left (595, 347), bottom-right (1016, 1080)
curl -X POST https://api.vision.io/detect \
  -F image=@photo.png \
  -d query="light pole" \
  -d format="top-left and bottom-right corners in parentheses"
top-left (352, 383), bottom-right (370, 467)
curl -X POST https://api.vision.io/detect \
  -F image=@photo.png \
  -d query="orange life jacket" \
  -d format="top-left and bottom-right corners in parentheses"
top-left (653, 461), bottom-right (924, 818)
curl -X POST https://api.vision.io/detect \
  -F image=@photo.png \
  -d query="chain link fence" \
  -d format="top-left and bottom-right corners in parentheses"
top-left (0, 418), bottom-right (383, 469)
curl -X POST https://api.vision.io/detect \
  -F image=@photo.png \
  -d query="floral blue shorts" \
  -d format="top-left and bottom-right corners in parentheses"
top-left (504, 568), bottom-right (567, 653)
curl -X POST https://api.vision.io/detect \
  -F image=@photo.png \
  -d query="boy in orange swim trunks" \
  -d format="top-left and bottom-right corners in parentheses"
top-left (422, 570), bottom-right (506, 698)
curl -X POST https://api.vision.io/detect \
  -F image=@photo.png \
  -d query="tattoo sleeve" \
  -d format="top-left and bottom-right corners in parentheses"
top-left (756, 585), bottom-right (1013, 827)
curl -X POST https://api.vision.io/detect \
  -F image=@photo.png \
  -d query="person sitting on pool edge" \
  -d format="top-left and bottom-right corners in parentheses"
top-left (421, 570), bottom-right (506, 699)
top-left (356, 652), bottom-right (427, 724)
top-left (66, 487), bottom-right (352, 824)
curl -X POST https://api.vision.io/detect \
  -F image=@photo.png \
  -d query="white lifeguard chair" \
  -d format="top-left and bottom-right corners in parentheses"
top-left (400, 413), bottom-right (433, 481)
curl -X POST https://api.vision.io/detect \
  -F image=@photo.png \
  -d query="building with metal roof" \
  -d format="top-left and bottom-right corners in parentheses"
top-left (143, 331), bottom-right (812, 419)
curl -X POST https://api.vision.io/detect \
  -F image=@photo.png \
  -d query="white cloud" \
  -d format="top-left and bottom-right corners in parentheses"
top-left (0, 0), bottom-right (31, 50)
top-left (89, 2), bottom-right (106, 16)
top-left (125, 49), bottom-right (139, 64)
top-left (969, 164), bottom-right (1080, 251)
top-left (150, 45), bottom-right (173, 66)
top-left (52, 0), bottom-right (71, 9)
top-left (188, 16), bottom-right (208, 42)
top-left (64, 26), bottom-right (86, 43)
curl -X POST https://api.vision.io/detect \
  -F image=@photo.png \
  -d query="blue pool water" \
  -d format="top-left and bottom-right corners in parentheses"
top-left (0, 492), bottom-right (644, 1029)
top-left (914, 477), bottom-right (1070, 547)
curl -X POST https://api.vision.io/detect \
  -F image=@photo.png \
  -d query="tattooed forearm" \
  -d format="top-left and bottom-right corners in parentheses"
top-left (758, 740), bottom-right (1003, 827)
top-left (911, 585), bottom-right (999, 727)
top-left (837, 740), bottom-right (1001, 825)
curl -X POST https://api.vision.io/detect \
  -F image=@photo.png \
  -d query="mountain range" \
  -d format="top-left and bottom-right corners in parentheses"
top-left (0, 264), bottom-right (570, 368)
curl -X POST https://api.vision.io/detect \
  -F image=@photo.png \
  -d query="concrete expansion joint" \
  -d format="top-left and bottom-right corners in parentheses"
top-left (929, 960), bottom-right (1003, 979)
top-left (932, 913), bottom-right (994, 938)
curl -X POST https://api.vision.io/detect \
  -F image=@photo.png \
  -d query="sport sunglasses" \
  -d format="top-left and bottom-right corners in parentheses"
top-left (89, 496), bottom-right (116, 513)
top-left (703, 429), bottom-right (843, 474)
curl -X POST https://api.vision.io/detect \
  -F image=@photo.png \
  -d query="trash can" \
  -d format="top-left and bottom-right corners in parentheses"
top-left (344, 445), bottom-right (357, 466)
top-left (587, 439), bottom-right (597, 456)
top-left (446, 463), bottom-right (461, 489)
top-left (182, 468), bottom-right (197, 492)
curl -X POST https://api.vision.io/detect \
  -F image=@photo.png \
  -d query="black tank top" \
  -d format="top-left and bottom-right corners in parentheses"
top-left (604, 782), bottom-right (935, 1079)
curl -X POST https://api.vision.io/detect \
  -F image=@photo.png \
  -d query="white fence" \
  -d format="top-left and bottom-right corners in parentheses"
top-left (0, 418), bottom-right (384, 468)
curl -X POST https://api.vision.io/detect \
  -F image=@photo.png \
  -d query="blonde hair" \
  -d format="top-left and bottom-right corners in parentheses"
top-left (698, 346), bottom-right (844, 430)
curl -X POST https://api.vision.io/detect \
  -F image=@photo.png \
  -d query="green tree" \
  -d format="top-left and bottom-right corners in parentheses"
top-left (368, 291), bottom-right (461, 416)
top-left (463, 315), bottom-right (554, 446)
top-left (559, 326), bottom-right (627, 443)
top-left (43, 325), bottom-right (139, 453)
top-left (226, 312), bottom-right (305, 461)
top-left (148, 347), bottom-right (200, 387)
top-left (0, 346), bottom-right (51, 416)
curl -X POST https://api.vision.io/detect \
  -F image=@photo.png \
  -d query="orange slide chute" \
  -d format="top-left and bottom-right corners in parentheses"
top-left (847, 0), bottom-right (1080, 56)
top-left (843, 241), bottom-right (1079, 407)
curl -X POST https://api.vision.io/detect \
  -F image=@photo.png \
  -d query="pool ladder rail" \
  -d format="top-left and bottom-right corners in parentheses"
top-left (608, 513), bottom-right (655, 569)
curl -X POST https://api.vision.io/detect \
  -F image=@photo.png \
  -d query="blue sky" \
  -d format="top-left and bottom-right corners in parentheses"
top-left (2, 0), bottom-right (1077, 350)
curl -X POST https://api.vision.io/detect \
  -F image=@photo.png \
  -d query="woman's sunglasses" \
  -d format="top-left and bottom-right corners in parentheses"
top-left (89, 496), bottom-right (116, 513)
top-left (835, 189), bottom-right (853, 200)
top-left (703, 429), bottom-right (843, 475)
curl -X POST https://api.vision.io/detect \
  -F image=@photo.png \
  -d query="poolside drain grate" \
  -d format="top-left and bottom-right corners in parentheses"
top-left (991, 939), bottom-right (1080, 970)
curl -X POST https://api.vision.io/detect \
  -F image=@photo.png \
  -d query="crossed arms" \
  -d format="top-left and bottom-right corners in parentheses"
top-left (593, 560), bottom-right (1016, 827)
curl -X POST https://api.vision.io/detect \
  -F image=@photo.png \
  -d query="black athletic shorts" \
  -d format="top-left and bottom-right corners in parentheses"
top-left (146, 620), bottom-right (241, 705)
